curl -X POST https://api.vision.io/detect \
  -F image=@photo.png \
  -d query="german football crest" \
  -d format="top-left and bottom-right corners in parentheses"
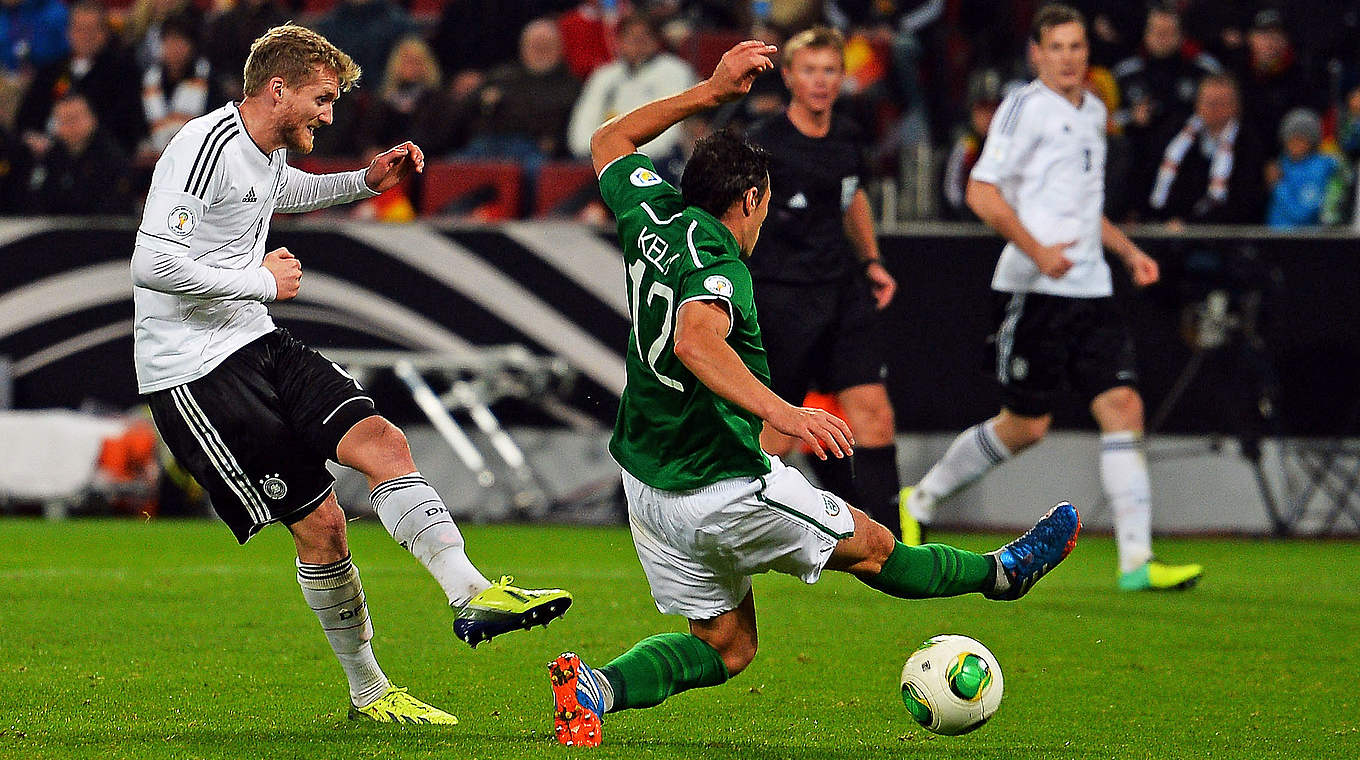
top-left (260, 474), bottom-right (288, 500)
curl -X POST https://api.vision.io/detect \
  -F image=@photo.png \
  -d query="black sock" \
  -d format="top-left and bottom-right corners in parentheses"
top-left (852, 444), bottom-right (902, 537)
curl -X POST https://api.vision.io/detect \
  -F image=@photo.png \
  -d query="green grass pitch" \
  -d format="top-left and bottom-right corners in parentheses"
top-left (1, 518), bottom-right (1356, 759)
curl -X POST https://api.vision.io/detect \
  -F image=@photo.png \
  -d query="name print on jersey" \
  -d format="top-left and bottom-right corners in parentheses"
top-left (637, 225), bottom-right (680, 274)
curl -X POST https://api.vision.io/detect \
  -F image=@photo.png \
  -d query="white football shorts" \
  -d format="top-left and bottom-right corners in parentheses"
top-left (622, 455), bottom-right (856, 620)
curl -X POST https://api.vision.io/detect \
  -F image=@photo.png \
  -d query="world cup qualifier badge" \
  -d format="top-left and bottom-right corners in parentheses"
top-left (167, 205), bottom-right (196, 236)
top-left (704, 275), bottom-right (733, 297)
top-left (630, 167), bottom-right (662, 187)
top-left (260, 474), bottom-right (288, 500)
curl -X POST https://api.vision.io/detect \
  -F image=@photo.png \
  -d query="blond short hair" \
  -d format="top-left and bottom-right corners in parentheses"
top-left (383, 36), bottom-right (442, 98)
top-left (243, 24), bottom-right (361, 96)
top-left (781, 26), bottom-right (845, 69)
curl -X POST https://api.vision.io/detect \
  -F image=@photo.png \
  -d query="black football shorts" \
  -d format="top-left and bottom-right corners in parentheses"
top-left (147, 329), bottom-right (377, 543)
top-left (990, 292), bottom-right (1138, 417)
top-left (755, 276), bottom-right (889, 404)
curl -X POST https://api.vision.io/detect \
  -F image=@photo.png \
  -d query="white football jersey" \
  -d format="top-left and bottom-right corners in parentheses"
top-left (970, 80), bottom-right (1110, 297)
top-left (131, 102), bottom-right (376, 393)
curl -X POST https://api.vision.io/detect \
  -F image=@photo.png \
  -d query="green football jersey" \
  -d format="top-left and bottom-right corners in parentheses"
top-left (600, 153), bottom-right (772, 491)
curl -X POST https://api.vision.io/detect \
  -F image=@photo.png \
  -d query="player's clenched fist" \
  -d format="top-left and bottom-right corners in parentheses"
top-left (263, 247), bottom-right (302, 300)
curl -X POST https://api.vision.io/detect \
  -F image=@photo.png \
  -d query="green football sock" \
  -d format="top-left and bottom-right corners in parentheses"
top-left (598, 633), bottom-right (730, 711)
top-left (860, 542), bottom-right (995, 598)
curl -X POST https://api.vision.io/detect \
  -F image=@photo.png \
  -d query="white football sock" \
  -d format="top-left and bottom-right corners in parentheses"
top-left (371, 473), bottom-right (490, 607)
top-left (296, 555), bottom-right (390, 708)
top-left (593, 668), bottom-right (617, 713)
top-left (913, 420), bottom-right (1012, 524)
top-left (1100, 432), bottom-right (1154, 573)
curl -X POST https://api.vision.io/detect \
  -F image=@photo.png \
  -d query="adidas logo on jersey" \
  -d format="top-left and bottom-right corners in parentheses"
top-left (242, 188), bottom-right (257, 202)
top-left (788, 192), bottom-right (808, 209)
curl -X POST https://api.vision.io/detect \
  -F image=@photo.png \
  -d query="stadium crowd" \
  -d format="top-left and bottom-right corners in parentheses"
top-left (0, 0), bottom-right (1357, 227)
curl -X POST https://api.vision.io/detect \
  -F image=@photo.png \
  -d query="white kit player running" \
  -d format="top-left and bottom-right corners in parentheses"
top-left (132, 25), bottom-right (570, 723)
top-left (900, 4), bottom-right (1202, 592)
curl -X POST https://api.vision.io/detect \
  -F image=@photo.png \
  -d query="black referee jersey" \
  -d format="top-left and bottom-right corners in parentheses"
top-left (745, 112), bottom-right (871, 285)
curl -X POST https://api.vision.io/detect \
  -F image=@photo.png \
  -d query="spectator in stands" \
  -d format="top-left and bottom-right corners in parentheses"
top-left (1342, 84), bottom-right (1360, 229)
top-left (709, 22), bottom-right (788, 134)
top-left (140, 14), bottom-right (216, 155)
top-left (314, 0), bottom-right (415, 92)
top-left (1231, 9), bottom-right (1326, 150)
top-left (357, 36), bottom-right (454, 159)
top-left (0, 74), bottom-right (31, 211)
top-left (351, 42), bottom-right (433, 225)
top-left (124, 0), bottom-right (202, 71)
top-left (1338, 84), bottom-right (1360, 163)
top-left (1077, 0), bottom-right (1147, 67)
top-left (556, 0), bottom-right (614, 80)
top-left (942, 68), bottom-right (1001, 221)
top-left (202, 0), bottom-right (289, 98)
top-left (308, 0), bottom-right (419, 157)
top-left (1111, 4), bottom-right (1221, 142)
top-left (1143, 73), bottom-right (1264, 227)
top-left (1266, 108), bottom-right (1348, 229)
top-left (431, 0), bottom-right (567, 97)
top-left (1180, 0), bottom-right (1254, 64)
top-left (824, 0), bottom-right (945, 146)
top-left (567, 13), bottom-right (696, 175)
top-left (455, 19), bottom-right (579, 164)
top-left (452, 18), bottom-right (581, 215)
top-left (17, 2), bottom-right (145, 154)
top-left (667, 0), bottom-right (743, 30)
top-left (0, 0), bottom-right (68, 75)
top-left (25, 92), bottom-right (132, 214)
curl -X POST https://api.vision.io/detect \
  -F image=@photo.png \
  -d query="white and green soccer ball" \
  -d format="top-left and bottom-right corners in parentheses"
top-left (899, 634), bottom-right (1004, 736)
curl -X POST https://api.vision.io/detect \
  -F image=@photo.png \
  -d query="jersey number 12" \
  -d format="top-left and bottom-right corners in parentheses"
top-left (627, 260), bottom-right (684, 392)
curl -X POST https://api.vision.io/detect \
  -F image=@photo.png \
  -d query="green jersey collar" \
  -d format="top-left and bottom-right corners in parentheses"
top-left (686, 205), bottom-right (740, 258)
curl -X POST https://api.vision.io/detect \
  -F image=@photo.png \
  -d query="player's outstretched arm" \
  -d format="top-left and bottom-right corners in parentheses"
top-left (674, 300), bottom-right (853, 460)
top-left (275, 145), bottom-right (422, 215)
top-left (966, 178), bottom-right (1075, 279)
top-left (589, 40), bottom-right (777, 174)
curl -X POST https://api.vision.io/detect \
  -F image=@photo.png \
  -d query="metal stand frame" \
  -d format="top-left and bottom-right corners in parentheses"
top-left (326, 347), bottom-right (585, 518)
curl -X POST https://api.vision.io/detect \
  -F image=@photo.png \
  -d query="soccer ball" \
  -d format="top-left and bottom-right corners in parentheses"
top-left (899, 634), bottom-right (1004, 736)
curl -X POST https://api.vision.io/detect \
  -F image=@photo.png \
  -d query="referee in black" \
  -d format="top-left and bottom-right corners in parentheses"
top-left (745, 26), bottom-right (907, 539)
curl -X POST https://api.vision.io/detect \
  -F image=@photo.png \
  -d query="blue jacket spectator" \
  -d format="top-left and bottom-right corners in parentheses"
top-left (0, 0), bottom-right (68, 73)
top-left (1266, 108), bottom-right (1346, 229)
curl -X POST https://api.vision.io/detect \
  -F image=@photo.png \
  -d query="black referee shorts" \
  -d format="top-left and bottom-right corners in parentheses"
top-left (146, 329), bottom-right (378, 544)
top-left (990, 292), bottom-right (1139, 417)
top-left (755, 276), bottom-right (889, 405)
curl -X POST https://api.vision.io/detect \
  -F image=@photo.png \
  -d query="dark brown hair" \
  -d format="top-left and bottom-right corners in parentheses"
top-left (1030, 4), bottom-right (1087, 44)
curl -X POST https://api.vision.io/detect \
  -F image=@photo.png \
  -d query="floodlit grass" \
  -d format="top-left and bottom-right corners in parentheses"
top-left (1, 518), bottom-right (1356, 759)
